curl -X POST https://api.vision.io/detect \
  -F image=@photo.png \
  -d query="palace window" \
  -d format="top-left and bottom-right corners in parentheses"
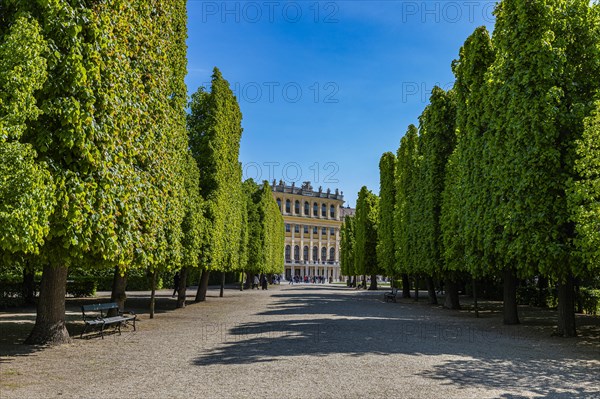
top-left (322, 227), bottom-right (326, 236)
top-left (294, 224), bottom-right (299, 233)
top-left (313, 246), bottom-right (318, 261)
top-left (285, 224), bottom-right (290, 233)
top-left (313, 226), bottom-right (318, 235)
top-left (295, 200), bottom-right (300, 214)
top-left (285, 199), bottom-right (291, 213)
top-left (303, 246), bottom-right (309, 261)
top-left (304, 225), bottom-right (309, 234)
top-left (330, 227), bottom-right (335, 236)
top-left (276, 198), bottom-right (282, 211)
top-left (321, 203), bottom-right (327, 217)
top-left (294, 245), bottom-right (300, 261)
top-left (285, 245), bottom-right (291, 261)
top-left (329, 247), bottom-right (335, 261)
top-left (321, 247), bottom-right (327, 261)
top-left (330, 205), bottom-right (335, 218)
top-left (313, 202), bottom-right (318, 216)
top-left (304, 201), bottom-right (309, 215)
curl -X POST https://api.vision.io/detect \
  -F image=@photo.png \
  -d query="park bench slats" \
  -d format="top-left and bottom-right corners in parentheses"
top-left (81, 302), bottom-right (136, 339)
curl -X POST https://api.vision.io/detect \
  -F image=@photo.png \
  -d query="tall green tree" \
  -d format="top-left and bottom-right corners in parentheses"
top-left (484, 0), bottom-right (599, 331)
top-left (0, 0), bottom-right (190, 344)
top-left (414, 87), bottom-right (457, 305)
top-left (354, 186), bottom-right (380, 290)
top-left (340, 215), bottom-right (356, 286)
top-left (441, 26), bottom-right (495, 298)
top-left (188, 68), bottom-right (245, 302)
top-left (377, 152), bottom-right (397, 281)
top-left (394, 125), bottom-right (419, 297)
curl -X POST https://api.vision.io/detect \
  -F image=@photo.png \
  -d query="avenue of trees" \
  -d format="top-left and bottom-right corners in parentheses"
top-left (341, 0), bottom-right (600, 337)
top-left (0, 1), bottom-right (283, 345)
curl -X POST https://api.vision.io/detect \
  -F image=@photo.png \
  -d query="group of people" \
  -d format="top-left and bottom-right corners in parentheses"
top-left (251, 274), bottom-right (272, 290)
top-left (288, 275), bottom-right (329, 284)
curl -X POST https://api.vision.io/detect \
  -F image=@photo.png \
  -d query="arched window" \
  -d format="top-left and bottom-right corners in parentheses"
top-left (276, 198), bottom-right (282, 211)
top-left (321, 203), bottom-right (327, 217)
top-left (285, 199), bottom-right (291, 213)
top-left (313, 202), bottom-right (318, 216)
top-left (321, 247), bottom-right (327, 262)
top-left (330, 204), bottom-right (335, 218)
top-left (303, 246), bottom-right (309, 261)
top-left (294, 245), bottom-right (300, 261)
top-left (329, 247), bottom-right (335, 261)
top-left (313, 246), bottom-right (318, 261)
top-left (285, 245), bottom-right (291, 261)
top-left (304, 201), bottom-right (309, 215)
top-left (295, 200), bottom-right (300, 214)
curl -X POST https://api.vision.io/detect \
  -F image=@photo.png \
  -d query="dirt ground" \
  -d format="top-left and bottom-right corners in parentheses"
top-left (1, 285), bottom-right (599, 399)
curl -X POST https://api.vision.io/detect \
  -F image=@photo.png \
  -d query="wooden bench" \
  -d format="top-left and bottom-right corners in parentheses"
top-left (384, 288), bottom-right (399, 303)
top-left (81, 302), bottom-right (136, 339)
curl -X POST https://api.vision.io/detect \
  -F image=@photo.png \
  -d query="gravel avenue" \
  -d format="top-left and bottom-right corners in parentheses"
top-left (1, 285), bottom-right (599, 399)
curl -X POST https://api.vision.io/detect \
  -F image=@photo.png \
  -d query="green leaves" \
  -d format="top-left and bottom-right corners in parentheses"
top-left (377, 152), bottom-right (397, 276)
top-left (188, 68), bottom-right (245, 272)
top-left (354, 186), bottom-right (379, 276)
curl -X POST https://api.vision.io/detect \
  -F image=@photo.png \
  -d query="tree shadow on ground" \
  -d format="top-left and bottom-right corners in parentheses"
top-left (192, 287), bottom-right (600, 398)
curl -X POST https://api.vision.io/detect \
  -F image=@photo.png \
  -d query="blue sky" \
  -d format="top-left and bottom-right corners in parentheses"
top-left (186, 1), bottom-right (496, 207)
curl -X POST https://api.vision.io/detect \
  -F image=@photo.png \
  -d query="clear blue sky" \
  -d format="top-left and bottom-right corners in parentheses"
top-left (186, 1), bottom-right (496, 207)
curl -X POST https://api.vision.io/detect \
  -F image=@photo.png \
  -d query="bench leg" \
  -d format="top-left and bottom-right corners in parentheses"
top-left (100, 323), bottom-right (105, 339)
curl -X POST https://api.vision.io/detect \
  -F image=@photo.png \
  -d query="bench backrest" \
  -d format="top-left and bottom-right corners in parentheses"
top-left (82, 303), bottom-right (119, 313)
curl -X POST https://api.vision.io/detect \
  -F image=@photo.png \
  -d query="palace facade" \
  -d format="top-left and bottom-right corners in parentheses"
top-left (271, 180), bottom-right (352, 282)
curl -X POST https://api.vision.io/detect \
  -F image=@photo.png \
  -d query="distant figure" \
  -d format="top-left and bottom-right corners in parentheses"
top-left (261, 275), bottom-right (268, 290)
top-left (253, 275), bottom-right (259, 289)
top-left (172, 272), bottom-right (180, 298)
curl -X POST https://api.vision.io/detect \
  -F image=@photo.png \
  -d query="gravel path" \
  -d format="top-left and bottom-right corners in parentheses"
top-left (1, 284), bottom-right (599, 399)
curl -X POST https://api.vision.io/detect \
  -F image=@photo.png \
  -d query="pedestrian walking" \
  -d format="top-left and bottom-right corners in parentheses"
top-left (172, 271), bottom-right (180, 298)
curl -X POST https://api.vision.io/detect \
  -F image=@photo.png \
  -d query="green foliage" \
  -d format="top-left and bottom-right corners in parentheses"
top-left (377, 152), bottom-right (397, 277)
top-left (394, 125), bottom-right (419, 275)
top-left (340, 215), bottom-right (355, 276)
top-left (570, 101), bottom-right (600, 272)
top-left (485, 0), bottom-right (599, 281)
top-left (441, 26), bottom-right (495, 277)
top-left (188, 68), bottom-right (244, 272)
top-left (181, 151), bottom-right (205, 271)
top-left (414, 87), bottom-right (456, 277)
top-left (0, 14), bottom-right (54, 255)
top-left (243, 179), bottom-right (285, 274)
top-left (354, 186), bottom-right (379, 276)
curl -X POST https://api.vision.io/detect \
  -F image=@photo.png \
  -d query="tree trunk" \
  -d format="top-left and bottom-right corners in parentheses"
top-left (219, 271), bottom-right (225, 297)
top-left (537, 275), bottom-right (548, 308)
top-left (149, 270), bottom-right (157, 319)
top-left (574, 279), bottom-right (583, 314)
top-left (368, 274), bottom-right (378, 290)
top-left (22, 266), bottom-right (36, 305)
top-left (557, 276), bottom-right (576, 337)
top-left (444, 278), bottom-right (461, 310)
top-left (24, 264), bottom-right (71, 345)
top-left (176, 267), bottom-right (188, 309)
top-left (414, 275), bottom-right (419, 302)
top-left (402, 274), bottom-right (411, 298)
top-left (244, 271), bottom-right (252, 290)
top-left (362, 275), bottom-right (367, 289)
top-left (503, 267), bottom-right (519, 325)
top-left (473, 278), bottom-right (479, 318)
top-left (426, 275), bottom-right (438, 305)
top-left (109, 266), bottom-right (127, 316)
top-left (195, 269), bottom-right (210, 302)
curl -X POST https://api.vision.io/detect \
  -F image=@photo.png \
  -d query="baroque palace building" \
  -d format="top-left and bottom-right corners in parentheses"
top-left (272, 180), bottom-right (353, 282)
